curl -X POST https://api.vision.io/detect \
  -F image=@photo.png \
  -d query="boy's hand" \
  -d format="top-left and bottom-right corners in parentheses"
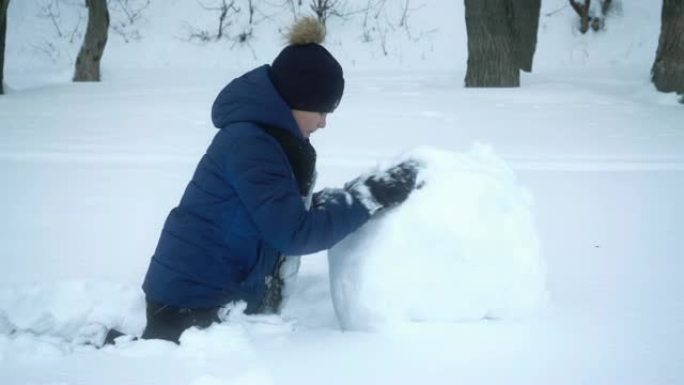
top-left (345, 160), bottom-right (421, 215)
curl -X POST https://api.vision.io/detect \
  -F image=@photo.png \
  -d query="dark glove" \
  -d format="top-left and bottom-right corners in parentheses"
top-left (345, 160), bottom-right (421, 214)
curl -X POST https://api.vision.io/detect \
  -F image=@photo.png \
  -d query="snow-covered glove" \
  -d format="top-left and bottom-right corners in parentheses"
top-left (345, 160), bottom-right (421, 215)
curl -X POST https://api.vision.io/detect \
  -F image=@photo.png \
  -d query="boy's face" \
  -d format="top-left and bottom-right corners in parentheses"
top-left (292, 110), bottom-right (327, 138)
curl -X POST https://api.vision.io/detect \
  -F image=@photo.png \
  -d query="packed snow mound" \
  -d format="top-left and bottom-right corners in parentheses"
top-left (328, 145), bottom-right (548, 331)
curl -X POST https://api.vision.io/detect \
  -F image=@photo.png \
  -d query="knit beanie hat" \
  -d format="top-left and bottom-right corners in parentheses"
top-left (269, 17), bottom-right (344, 113)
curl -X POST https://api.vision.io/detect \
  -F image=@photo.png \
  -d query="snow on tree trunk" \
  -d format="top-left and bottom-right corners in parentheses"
top-left (0, 0), bottom-right (9, 95)
top-left (74, 0), bottom-right (109, 82)
top-left (465, 0), bottom-right (517, 87)
top-left (652, 0), bottom-right (684, 98)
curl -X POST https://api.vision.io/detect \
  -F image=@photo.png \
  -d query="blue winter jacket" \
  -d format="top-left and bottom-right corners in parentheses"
top-left (142, 66), bottom-right (370, 311)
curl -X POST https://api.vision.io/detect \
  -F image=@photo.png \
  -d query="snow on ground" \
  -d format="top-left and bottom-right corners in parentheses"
top-left (1, 66), bottom-right (682, 385)
top-left (1, 0), bottom-right (684, 384)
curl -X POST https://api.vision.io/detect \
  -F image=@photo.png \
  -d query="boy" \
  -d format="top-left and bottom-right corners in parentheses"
top-left (140, 17), bottom-right (418, 343)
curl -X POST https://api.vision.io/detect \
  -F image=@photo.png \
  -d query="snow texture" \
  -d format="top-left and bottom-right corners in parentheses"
top-left (1, 0), bottom-right (683, 384)
top-left (0, 281), bottom-right (146, 347)
top-left (329, 145), bottom-right (547, 331)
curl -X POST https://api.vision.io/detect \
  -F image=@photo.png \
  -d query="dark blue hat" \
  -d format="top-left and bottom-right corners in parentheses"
top-left (269, 44), bottom-right (344, 113)
top-left (268, 18), bottom-right (344, 113)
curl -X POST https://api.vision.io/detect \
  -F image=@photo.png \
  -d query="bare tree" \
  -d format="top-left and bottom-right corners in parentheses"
top-left (38, 0), bottom-right (65, 38)
top-left (232, 0), bottom-right (256, 44)
top-left (74, 0), bottom-right (109, 82)
top-left (109, 0), bottom-right (150, 43)
top-left (359, 0), bottom-right (391, 54)
top-left (38, 0), bottom-right (85, 44)
top-left (246, 0), bottom-right (255, 25)
top-left (283, 0), bottom-right (301, 22)
top-left (569, 0), bottom-right (612, 33)
top-left (188, 0), bottom-right (247, 43)
top-left (310, 0), bottom-right (344, 26)
top-left (652, 0), bottom-right (684, 102)
top-left (464, 0), bottom-right (541, 87)
top-left (215, 0), bottom-right (233, 40)
top-left (0, 0), bottom-right (9, 94)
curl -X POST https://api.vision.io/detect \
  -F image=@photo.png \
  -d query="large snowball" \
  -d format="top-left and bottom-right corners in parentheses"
top-left (328, 145), bottom-right (547, 331)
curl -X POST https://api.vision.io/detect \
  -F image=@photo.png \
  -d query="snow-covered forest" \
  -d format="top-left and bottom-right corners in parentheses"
top-left (1, 1), bottom-right (683, 384)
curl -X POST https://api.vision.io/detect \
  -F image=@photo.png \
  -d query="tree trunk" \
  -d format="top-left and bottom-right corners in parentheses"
top-left (0, 0), bottom-right (10, 95)
top-left (652, 0), bottom-right (684, 96)
top-left (512, 0), bottom-right (541, 72)
top-left (465, 0), bottom-right (520, 87)
top-left (74, 0), bottom-right (109, 82)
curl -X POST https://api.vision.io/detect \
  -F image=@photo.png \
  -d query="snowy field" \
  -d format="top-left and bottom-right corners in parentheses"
top-left (2, 0), bottom-right (684, 384)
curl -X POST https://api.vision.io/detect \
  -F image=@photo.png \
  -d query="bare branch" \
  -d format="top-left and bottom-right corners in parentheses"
top-left (399, 0), bottom-right (409, 27)
top-left (309, 0), bottom-right (345, 26)
top-left (600, 0), bottom-right (612, 16)
top-left (68, 11), bottom-right (84, 43)
top-left (543, 4), bottom-right (569, 17)
top-left (37, 0), bottom-right (64, 38)
top-left (112, 0), bottom-right (150, 25)
top-left (568, 0), bottom-right (590, 34)
top-left (188, 0), bottom-right (259, 44)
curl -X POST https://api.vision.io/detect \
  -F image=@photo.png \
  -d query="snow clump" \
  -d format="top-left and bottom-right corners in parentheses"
top-left (328, 144), bottom-right (548, 331)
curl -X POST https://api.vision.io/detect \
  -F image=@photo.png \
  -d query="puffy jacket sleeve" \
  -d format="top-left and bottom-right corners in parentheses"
top-left (224, 131), bottom-right (370, 255)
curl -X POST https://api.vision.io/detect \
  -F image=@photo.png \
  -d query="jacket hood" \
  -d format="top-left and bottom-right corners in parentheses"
top-left (211, 65), bottom-right (303, 139)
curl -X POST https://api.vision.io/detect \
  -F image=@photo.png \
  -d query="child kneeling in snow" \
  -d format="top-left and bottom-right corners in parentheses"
top-left (138, 17), bottom-right (419, 343)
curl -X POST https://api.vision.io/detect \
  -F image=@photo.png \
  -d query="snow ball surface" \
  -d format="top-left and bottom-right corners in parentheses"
top-left (329, 144), bottom-right (548, 331)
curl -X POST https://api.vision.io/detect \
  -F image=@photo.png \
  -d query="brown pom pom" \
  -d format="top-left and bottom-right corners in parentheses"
top-left (288, 17), bottom-right (326, 45)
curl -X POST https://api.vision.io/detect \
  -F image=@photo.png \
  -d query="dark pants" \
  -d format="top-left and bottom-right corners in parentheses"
top-left (140, 300), bottom-right (220, 344)
top-left (140, 256), bottom-right (287, 343)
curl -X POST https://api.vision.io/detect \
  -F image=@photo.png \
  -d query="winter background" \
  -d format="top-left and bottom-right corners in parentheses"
top-left (1, 0), bottom-right (683, 384)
